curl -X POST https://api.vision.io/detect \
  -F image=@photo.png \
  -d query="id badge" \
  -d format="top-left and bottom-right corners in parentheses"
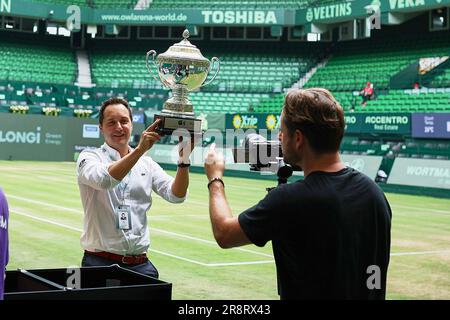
top-left (116, 205), bottom-right (132, 230)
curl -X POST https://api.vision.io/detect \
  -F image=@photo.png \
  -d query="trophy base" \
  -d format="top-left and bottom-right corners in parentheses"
top-left (154, 113), bottom-right (201, 136)
top-left (164, 99), bottom-right (193, 114)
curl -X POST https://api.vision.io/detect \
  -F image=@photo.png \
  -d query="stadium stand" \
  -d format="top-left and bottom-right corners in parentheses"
top-left (0, 6), bottom-right (448, 119)
top-left (93, 0), bottom-right (139, 9)
top-left (90, 50), bottom-right (162, 89)
top-left (255, 86), bottom-right (450, 114)
top-left (431, 68), bottom-right (450, 87)
top-left (189, 92), bottom-right (270, 113)
top-left (88, 38), bottom-right (321, 113)
top-left (30, 0), bottom-right (90, 6)
top-left (304, 34), bottom-right (450, 92)
top-left (0, 40), bottom-right (77, 85)
top-left (30, 0), bottom-right (144, 9)
top-left (362, 89), bottom-right (450, 113)
top-left (395, 139), bottom-right (450, 160)
top-left (208, 54), bottom-right (312, 93)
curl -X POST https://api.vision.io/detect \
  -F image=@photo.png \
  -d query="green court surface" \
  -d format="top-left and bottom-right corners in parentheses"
top-left (0, 161), bottom-right (449, 299)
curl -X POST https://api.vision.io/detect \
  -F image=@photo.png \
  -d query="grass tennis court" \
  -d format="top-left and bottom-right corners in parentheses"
top-left (1, 161), bottom-right (449, 299)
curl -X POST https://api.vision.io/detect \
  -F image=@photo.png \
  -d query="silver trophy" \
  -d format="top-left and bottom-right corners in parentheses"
top-left (146, 29), bottom-right (220, 135)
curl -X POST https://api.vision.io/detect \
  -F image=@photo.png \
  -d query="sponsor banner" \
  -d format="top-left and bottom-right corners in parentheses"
top-left (227, 113), bottom-right (410, 134)
top-left (297, 0), bottom-right (450, 24)
top-left (149, 144), bottom-right (240, 168)
top-left (293, 154), bottom-right (383, 180)
top-left (345, 113), bottom-right (411, 135)
top-left (361, 113), bottom-right (411, 134)
top-left (3, 1), bottom-right (288, 26)
top-left (0, 114), bottom-right (103, 161)
top-left (344, 114), bottom-right (362, 133)
top-left (5, 0), bottom-right (450, 26)
top-left (132, 113), bottom-right (145, 124)
top-left (383, 0), bottom-right (450, 13)
top-left (226, 113), bottom-right (281, 130)
top-left (341, 154), bottom-right (383, 180)
top-left (96, 9), bottom-right (287, 25)
top-left (388, 158), bottom-right (450, 189)
top-left (0, 114), bottom-right (66, 160)
top-left (199, 10), bottom-right (284, 25)
top-left (82, 124), bottom-right (100, 139)
top-left (301, 0), bottom-right (359, 24)
top-left (412, 113), bottom-right (450, 139)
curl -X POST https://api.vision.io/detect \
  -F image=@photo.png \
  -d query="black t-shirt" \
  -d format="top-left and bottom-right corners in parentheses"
top-left (238, 167), bottom-right (391, 300)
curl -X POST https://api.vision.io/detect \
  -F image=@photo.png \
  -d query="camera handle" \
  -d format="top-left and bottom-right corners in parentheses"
top-left (266, 159), bottom-right (293, 193)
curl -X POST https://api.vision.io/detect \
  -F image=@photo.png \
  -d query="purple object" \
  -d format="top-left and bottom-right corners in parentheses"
top-left (0, 188), bottom-right (9, 300)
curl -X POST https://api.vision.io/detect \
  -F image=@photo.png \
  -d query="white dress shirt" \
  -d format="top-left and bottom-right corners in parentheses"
top-left (76, 143), bottom-right (186, 255)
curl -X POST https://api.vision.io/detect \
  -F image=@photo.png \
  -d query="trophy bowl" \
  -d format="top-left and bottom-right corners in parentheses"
top-left (158, 58), bottom-right (210, 92)
top-left (146, 30), bottom-right (220, 135)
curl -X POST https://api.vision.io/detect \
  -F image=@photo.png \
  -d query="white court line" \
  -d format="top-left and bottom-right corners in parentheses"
top-left (149, 249), bottom-right (274, 266)
top-left (10, 209), bottom-right (273, 267)
top-left (11, 209), bottom-right (83, 233)
top-left (148, 249), bottom-right (209, 266)
top-left (10, 209), bottom-right (450, 266)
top-left (10, 194), bottom-right (450, 260)
top-left (9, 194), bottom-right (208, 216)
top-left (391, 205), bottom-right (450, 215)
top-left (390, 250), bottom-right (450, 256)
top-left (0, 171), bottom-right (72, 184)
top-left (151, 214), bottom-right (207, 219)
top-left (0, 165), bottom-right (74, 171)
top-left (8, 195), bottom-right (82, 215)
top-left (152, 228), bottom-right (273, 258)
top-left (9, 194), bottom-right (273, 258)
top-left (155, 194), bottom-right (450, 214)
top-left (206, 260), bottom-right (275, 267)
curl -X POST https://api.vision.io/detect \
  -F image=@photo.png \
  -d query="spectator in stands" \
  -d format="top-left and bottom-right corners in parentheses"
top-left (0, 188), bottom-right (9, 300)
top-left (204, 88), bottom-right (392, 299)
top-left (77, 97), bottom-right (192, 278)
top-left (360, 82), bottom-right (374, 107)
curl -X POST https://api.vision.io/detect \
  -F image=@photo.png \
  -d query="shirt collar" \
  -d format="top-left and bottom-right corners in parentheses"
top-left (101, 143), bottom-right (132, 161)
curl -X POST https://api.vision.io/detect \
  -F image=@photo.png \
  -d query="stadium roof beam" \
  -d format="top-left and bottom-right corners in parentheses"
top-left (383, 11), bottom-right (423, 25)
top-left (304, 22), bottom-right (328, 34)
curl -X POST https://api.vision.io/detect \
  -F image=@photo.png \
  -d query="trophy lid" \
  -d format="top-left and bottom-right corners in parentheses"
top-left (157, 30), bottom-right (210, 68)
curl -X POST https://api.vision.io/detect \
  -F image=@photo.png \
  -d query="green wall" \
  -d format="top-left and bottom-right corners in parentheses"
top-left (0, 113), bottom-right (103, 161)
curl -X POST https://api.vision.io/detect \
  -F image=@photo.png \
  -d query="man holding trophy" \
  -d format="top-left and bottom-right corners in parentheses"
top-left (77, 97), bottom-right (190, 278)
top-left (76, 30), bottom-right (219, 277)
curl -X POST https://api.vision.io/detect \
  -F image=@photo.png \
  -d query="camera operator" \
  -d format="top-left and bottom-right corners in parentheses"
top-left (204, 88), bottom-right (392, 300)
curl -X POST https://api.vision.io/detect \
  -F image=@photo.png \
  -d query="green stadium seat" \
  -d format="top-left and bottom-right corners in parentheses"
top-left (0, 40), bottom-right (76, 85)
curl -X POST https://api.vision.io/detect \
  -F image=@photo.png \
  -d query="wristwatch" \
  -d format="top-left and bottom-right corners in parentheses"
top-left (177, 160), bottom-right (191, 168)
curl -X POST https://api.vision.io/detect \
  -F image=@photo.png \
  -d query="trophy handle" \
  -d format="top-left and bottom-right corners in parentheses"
top-left (200, 57), bottom-right (220, 88)
top-left (146, 50), bottom-right (161, 83)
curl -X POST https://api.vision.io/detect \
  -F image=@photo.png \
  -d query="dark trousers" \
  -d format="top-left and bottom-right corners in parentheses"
top-left (81, 252), bottom-right (159, 279)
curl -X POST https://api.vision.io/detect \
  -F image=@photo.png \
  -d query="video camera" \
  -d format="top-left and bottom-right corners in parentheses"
top-left (232, 134), bottom-right (301, 185)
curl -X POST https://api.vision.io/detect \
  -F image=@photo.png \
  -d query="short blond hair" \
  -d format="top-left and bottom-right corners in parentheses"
top-left (283, 88), bottom-right (344, 153)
